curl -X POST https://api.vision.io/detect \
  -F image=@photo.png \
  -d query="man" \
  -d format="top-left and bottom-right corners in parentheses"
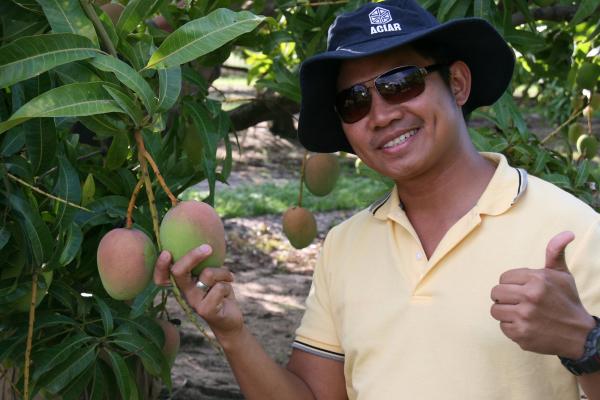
top-left (154, 1), bottom-right (600, 399)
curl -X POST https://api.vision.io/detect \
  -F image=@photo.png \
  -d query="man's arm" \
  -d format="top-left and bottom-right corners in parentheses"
top-left (490, 231), bottom-right (600, 399)
top-left (154, 245), bottom-right (347, 400)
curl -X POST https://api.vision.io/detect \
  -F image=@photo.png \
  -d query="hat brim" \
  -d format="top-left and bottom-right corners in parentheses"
top-left (298, 18), bottom-right (515, 154)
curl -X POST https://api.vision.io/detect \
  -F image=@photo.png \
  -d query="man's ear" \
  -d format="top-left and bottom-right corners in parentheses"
top-left (448, 61), bottom-right (471, 107)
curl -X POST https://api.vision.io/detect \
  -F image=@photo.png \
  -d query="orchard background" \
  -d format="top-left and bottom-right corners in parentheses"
top-left (0, 0), bottom-right (599, 399)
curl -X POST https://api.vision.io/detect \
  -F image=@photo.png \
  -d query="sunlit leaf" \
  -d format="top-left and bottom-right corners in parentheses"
top-left (0, 82), bottom-right (124, 134)
top-left (146, 9), bottom-right (264, 69)
top-left (0, 33), bottom-right (99, 88)
top-left (89, 54), bottom-right (156, 113)
top-left (36, 0), bottom-right (99, 46)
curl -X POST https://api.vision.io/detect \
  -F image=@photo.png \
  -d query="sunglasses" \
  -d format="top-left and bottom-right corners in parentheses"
top-left (335, 64), bottom-right (446, 124)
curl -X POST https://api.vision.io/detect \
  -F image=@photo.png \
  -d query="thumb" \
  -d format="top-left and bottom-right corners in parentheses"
top-left (545, 231), bottom-right (575, 272)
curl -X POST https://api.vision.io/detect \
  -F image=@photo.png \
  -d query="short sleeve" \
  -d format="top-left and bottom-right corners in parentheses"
top-left (293, 233), bottom-right (344, 362)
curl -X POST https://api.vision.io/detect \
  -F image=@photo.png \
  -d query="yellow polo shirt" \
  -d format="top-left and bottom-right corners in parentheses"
top-left (294, 153), bottom-right (600, 400)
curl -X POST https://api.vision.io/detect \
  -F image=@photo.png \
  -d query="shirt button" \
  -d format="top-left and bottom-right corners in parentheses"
top-left (416, 251), bottom-right (424, 260)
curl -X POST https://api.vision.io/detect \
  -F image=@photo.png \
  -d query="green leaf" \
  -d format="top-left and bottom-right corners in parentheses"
top-left (572, 0), bottom-right (600, 25)
top-left (105, 132), bottom-right (130, 170)
top-left (575, 159), bottom-right (591, 188)
top-left (1, 128), bottom-right (26, 156)
top-left (104, 349), bottom-right (138, 400)
top-left (0, 33), bottom-right (99, 89)
top-left (110, 331), bottom-right (164, 376)
top-left (157, 66), bottom-right (181, 112)
top-left (0, 227), bottom-right (9, 251)
top-left (53, 154), bottom-right (82, 228)
top-left (94, 296), bottom-right (114, 335)
top-left (146, 9), bottom-right (265, 69)
top-left (0, 18), bottom-right (47, 42)
top-left (81, 173), bottom-right (95, 207)
top-left (79, 114), bottom-right (127, 138)
top-left (36, 0), bottom-right (99, 46)
top-left (0, 82), bottom-right (124, 134)
top-left (43, 345), bottom-right (97, 394)
top-left (58, 223), bottom-right (83, 266)
top-left (31, 333), bottom-right (92, 382)
top-left (89, 54), bottom-right (156, 113)
top-left (116, 0), bottom-right (162, 38)
top-left (129, 283), bottom-right (160, 319)
top-left (103, 84), bottom-right (143, 127)
top-left (25, 118), bottom-right (57, 175)
top-left (53, 62), bottom-right (101, 84)
top-left (6, 191), bottom-right (53, 266)
top-left (57, 364), bottom-right (94, 400)
top-left (88, 364), bottom-right (106, 400)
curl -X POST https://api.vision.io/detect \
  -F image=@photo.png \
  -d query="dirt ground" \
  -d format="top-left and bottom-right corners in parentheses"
top-left (160, 125), bottom-right (354, 399)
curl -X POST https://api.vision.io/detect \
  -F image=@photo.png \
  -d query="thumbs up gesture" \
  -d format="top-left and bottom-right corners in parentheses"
top-left (490, 231), bottom-right (596, 359)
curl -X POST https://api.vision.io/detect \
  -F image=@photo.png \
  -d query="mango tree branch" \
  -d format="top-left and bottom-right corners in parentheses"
top-left (80, 0), bottom-right (117, 57)
top-left (141, 151), bottom-right (178, 207)
top-left (7, 173), bottom-right (91, 212)
top-left (23, 272), bottom-right (38, 400)
top-left (126, 178), bottom-right (144, 229)
top-left (134, 131), bottom-right (222, 353)
top-left (540, 103), bottom-right (587, 144)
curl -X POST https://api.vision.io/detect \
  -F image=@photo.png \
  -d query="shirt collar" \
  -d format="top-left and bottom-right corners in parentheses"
top-left (370, 152), bottom-right (528, 221)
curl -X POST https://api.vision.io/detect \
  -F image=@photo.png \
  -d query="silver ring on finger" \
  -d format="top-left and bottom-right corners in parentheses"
top-left (195, 280), bottom-right (211, 291)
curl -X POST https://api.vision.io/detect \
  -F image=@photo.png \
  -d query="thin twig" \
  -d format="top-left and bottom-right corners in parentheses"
top-left (80, 0), bottom-right (118, 57)
top-left (540, 103), bottom-right (587, 144)
top-left (23, 272), bottom-right (39, 400)
top-left (297, 152), bottom-right (308, 207)
top-left (7, 173), bottom-right (91, 212)
top-left (141, 150), bottom-right (178, 207)
top-left (126, 178), bottom-right (144, 229)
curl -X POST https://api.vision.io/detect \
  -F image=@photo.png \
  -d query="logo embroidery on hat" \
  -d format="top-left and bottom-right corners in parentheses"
top-left (369, 7), bottom-right (401, 35)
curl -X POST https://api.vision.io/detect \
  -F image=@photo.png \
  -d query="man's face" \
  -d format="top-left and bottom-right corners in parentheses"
top-left (337, 47), bottom-right (469, 184)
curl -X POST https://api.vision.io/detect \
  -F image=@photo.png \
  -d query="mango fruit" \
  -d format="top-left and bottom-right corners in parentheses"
top-left (100, 3), bottom-right (124, 26)
top-left (160, 200), bottom-right (226, 275)
top-left (304, 153), bottom-right (340, 197)
top-left (97, 228), bottom-right (156, 300)
top-left (156, 319), bottom-right (180, 367)
top-left (282, 206), bottom-right (317, 249)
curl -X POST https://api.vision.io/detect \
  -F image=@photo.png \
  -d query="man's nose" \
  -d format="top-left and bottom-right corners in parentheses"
top-left (367, 88), bottom-right (404, 130)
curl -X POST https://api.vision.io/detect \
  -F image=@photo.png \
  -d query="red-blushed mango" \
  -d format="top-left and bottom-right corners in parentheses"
top-left (100, 3), bottom-right (124, 26)
top-left (282, 206), bottom-right (317, 249)
top-left (156, 319), bottom-right (180, 367)
top-left (304, 153), bottom-right (340, 196)
top-left (159, 200), bottom-right (226, 275)
top-left (96, 228), bottom-right (156, 300)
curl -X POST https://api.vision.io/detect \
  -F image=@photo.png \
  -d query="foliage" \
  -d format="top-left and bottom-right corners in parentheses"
top-left (0, 0), bottom-right (266, 398)
top-left (0, 0), bottom-right (599, 398)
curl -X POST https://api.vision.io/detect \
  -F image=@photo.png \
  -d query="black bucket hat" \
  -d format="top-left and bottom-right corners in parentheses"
top-left (297, 0), bottom-right (515, 153)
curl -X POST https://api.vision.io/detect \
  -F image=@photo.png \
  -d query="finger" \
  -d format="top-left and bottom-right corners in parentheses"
top-left (490, 284), bottom-right (523, 305)
top-left (198, 267), bottom-right (235, 288)
top-left (198, 282), bottom-right (234, 318)
top-left (170, 245), bottom-right (213, 293)
top-left (499, 268), bottom-right (532, 285)
top-left (545, 231), bottom-right (575, 272)
top-left (153, 251), bottom-right (172, 286)
top-left (499, 321), bottom-right (516, 339)
top-left (490, 303), bottom-right (517, 323)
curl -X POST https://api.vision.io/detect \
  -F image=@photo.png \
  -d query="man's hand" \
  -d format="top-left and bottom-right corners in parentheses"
top-left (490, 231), bottom-right (596, 359)
top-left (153, 245), bottom-right (245, 344)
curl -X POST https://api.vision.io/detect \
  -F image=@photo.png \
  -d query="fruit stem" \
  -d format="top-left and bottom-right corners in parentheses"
top-left (168, 276), bottom-right (224, 355)
top-left (23, 272), bottom-right (38, 400)
top-left (126, 178), bottom-right (144, 229)
top-left (298, 151), bottom-right (308, 207)
top-left (540, 102), bottom-right (588, 144)
top-left (142, 151), bottom-right (178, 207)
top-left (135, 130), bottom-right (162, 250)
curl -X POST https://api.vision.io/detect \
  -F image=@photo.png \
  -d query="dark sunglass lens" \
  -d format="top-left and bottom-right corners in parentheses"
top-left (376, 67), bottom-right (425, 103)
top-left (336, 85), bottom-right (371, 123)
